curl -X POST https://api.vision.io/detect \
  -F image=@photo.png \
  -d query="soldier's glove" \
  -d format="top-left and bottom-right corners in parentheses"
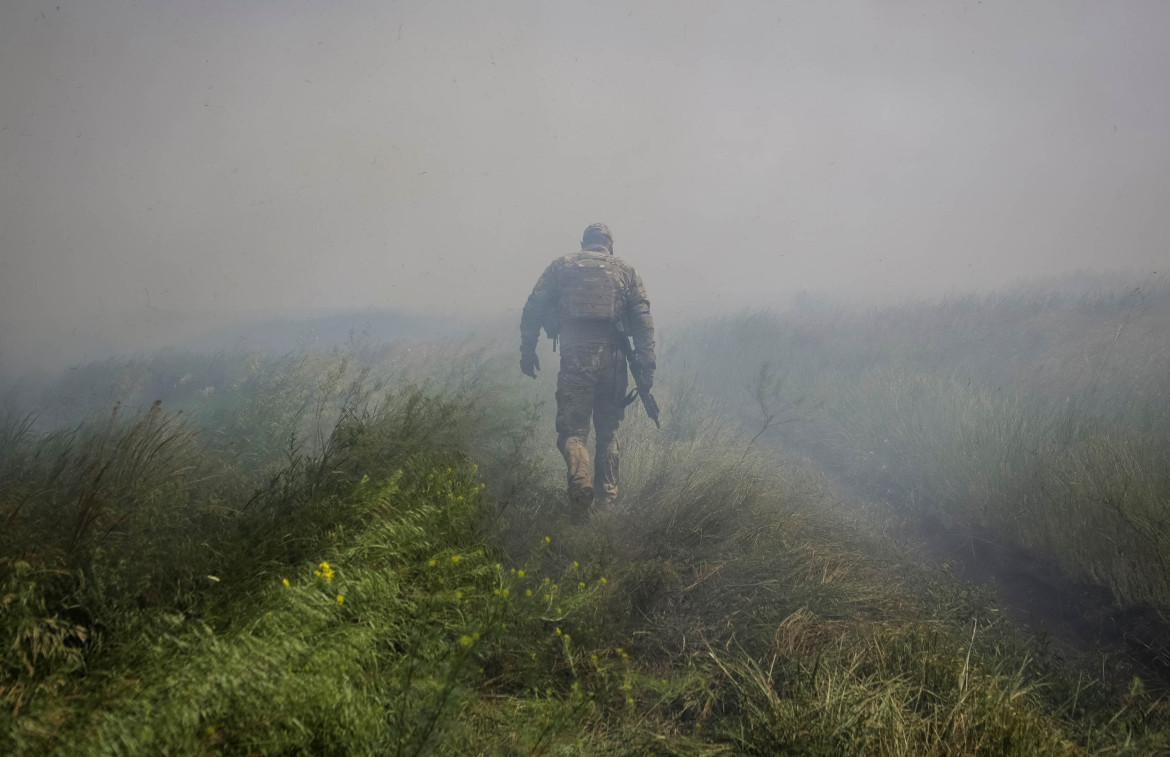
top-left (520, 352), bottom-right (540, 379)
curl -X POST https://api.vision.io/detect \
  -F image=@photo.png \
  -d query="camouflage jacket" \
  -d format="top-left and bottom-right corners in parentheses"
top-left (520, 244), bottom-right (655, 367)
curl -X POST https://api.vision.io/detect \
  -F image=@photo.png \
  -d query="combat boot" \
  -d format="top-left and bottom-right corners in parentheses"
top-left (593, 496), bottom-right (616, 514)
top-left (569, 486), bottom-right (594, 524)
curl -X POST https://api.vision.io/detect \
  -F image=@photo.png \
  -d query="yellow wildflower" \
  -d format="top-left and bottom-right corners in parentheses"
top-left (578, 582), bottom-right (585, 590)
top-left (459, 635), bottom-right (473, 648)
top-left (451, 555), bottom-right (460, 564)
top-left (525, 589), bottom-right (533, 597)
top-left (336, 595), bottom-right (344, 604)
top-left (281, 578), bottom-right (289, 587)
top-left (517, 569), bottom-right (525, 578)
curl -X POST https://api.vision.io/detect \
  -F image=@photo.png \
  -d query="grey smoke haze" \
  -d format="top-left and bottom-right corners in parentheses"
top-left (2, 0), bottom-right (1168, 372)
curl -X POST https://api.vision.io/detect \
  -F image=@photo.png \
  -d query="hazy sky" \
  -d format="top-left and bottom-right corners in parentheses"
top-left (2, 0), bottom-right (1168, 370)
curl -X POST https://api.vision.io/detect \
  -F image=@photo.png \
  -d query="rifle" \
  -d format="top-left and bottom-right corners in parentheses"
top-left (616, 322), bottom-right (660, 429)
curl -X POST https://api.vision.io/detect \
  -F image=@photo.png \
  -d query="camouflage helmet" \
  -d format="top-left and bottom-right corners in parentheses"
top-left (582, 223), bottom-right (613, 246)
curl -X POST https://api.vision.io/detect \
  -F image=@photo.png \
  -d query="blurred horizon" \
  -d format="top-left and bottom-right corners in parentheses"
top-left (2, 267), bottom-right (1163, 379)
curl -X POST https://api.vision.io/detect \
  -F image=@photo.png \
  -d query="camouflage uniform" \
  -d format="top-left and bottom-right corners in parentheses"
top-left (520, 224), bottom-right (656, 515)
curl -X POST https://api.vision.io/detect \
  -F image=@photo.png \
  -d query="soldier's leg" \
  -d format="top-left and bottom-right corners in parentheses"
top-left (592, 346), bottom-right (628, 506)
top-left (592, 430), bottom-right (619, 506)
top-left (556, 355), bottom-right (596, 506)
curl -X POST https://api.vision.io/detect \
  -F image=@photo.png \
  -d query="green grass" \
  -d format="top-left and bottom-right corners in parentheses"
top-left (2, 329), bottom-right (1169, 754)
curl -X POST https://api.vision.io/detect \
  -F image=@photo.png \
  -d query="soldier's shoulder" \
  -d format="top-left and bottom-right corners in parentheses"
top-left (607, 255), bottom-right (641, 280)
top-left (551, 251), bottom-right (637, 275)
top-left (552, 250), bottom-right (612, 266)
top-left (537, 252), bottom-right (576, 275)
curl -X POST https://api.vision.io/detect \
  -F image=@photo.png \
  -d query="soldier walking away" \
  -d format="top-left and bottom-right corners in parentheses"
top-left (520, 223), bottom-right (656, 521)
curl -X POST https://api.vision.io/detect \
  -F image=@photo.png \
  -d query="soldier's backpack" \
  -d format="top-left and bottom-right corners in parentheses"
top-left (557, 253), bottom-right (625, 322)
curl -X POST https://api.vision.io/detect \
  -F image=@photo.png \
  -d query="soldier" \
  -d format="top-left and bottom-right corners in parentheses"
top-left (519, 223), bottom-right (656, 519)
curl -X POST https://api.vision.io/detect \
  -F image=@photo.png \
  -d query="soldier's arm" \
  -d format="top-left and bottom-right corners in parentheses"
top-left (520, 263), bottom-right (557, 354)
top-left (624, 267), bottom-right (656, 368)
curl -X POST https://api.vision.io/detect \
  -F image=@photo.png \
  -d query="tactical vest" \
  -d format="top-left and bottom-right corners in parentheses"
top-left (557, 252), bottom-right (625, 322)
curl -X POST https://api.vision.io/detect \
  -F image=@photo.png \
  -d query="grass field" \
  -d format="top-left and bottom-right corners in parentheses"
top-left (671, 278), bottom-right (1170, 620)
top-left (2, 284), bottom-right (1169, 754)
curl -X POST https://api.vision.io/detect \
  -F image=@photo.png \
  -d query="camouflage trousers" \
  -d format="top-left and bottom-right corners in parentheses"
top-left (555, 341), bottom-right (628, 509)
